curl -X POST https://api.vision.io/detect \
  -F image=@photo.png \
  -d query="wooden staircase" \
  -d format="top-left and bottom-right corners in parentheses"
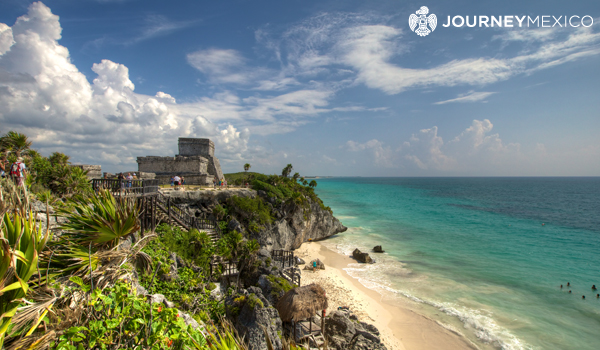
top-left (151, 192), bottom-right (222, 243)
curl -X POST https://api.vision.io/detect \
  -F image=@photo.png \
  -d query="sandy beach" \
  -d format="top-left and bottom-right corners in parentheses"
top-left (296, 242), bottom-right (476, 350)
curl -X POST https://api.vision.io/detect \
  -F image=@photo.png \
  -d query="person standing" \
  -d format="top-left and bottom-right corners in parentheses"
top-left (126, 172), bottom-right (133, 191)
top-left (181, 176), bottom-right (186, 190)
top-left (213, 177), bottom-right (217, 189)
top-left (0, 157), bottom-right (7, 178)
top-left (117, 172), bottom-right (125, 194)
top-left (173, 175), bottom-right (181, 190)
top-left (10, 157), bottom-right (27, 187)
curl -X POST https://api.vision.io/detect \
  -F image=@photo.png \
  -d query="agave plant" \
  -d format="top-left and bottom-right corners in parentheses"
top-left (0, 208), bottom-right (52, 348)
top-left (57, 190), bottom-right (140, 250)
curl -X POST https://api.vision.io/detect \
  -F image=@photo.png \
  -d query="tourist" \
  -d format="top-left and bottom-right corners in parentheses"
top-left (173, 175), bottom-right (181, 190)
top-left (224, 178), bottom-right (228, 188)
top-left (213, 177), bottom-right (217, 189)
top-left (170, 177), bottom-right (174, 187)
top-left (0, 157), bottom-right (6, 178)
top-left (126, 172), bottom-right (133, 191)
top-left (117, 172), bottom-right (125, 194)
top-left (181, 176), bottom-right (185, 190)
top-left (10, 157), bottom-right (27, 187)
top-left (592, 285), bottom-right (597, 291)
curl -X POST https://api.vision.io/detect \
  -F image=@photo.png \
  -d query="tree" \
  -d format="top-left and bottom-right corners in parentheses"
top-left (49, 152), bottom-right (70, 166)
top-left (292, 172), bottom-right (300, 182)
top-left (281, 164), bottom-right (293, 178)
top-left (1, 131), bottom-right (32, 157)
top-left (244, 163), bottom-right (251, 172)
top-left (309, 180), bottom-right (317, 188)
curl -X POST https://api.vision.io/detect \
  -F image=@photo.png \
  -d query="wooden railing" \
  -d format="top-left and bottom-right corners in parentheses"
top-left (273, 249), bottom-right (301, 286)
top-left (272, 249), bottom-right (295, 269)
top-left (283, 267), bottom-right (301, 286)
top-left (154, 192), bottom-right (222, 237)
top-left (92, 179), bottom-right (159, 196)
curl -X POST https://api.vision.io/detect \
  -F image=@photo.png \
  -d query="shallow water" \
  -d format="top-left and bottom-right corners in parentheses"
top-left (314, 177), bottom-right (600, 350)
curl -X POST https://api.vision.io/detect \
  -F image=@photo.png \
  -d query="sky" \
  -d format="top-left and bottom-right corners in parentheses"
top-left (0, 0), bottom-right (599, 176)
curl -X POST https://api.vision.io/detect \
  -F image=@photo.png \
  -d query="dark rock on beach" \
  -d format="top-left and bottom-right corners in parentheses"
top-left (373, 245), bottom-right (384, 253)
top-left (352, 248), bottom-right (373, 264)
top-left (325, 310), bottom-right (387, 350)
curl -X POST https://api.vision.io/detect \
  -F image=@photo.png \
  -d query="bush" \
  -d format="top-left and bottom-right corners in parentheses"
top-left (228, 196), bottom-right (272, 225)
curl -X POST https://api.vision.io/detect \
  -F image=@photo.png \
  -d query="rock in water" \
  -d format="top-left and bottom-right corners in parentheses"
top-left (352, 249), bottom-right (373, 263)
top-left (373, 245), bottom-right (384, 253)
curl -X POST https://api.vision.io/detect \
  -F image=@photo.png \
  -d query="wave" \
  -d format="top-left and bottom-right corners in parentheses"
top-left (322, 238), bottom-right (532, 350)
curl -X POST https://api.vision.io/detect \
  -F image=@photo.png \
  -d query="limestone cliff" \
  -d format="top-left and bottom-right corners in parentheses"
top-left (162, 188), bottom-right (347, 250)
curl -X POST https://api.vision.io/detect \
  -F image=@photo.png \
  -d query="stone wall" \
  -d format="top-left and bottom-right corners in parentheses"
top-left (178, 138), bottom-right (214, 157)
top-left (137, 156), bottom-right (208, 174)
top-left (208, 155), bottom-right (224, 181)
top-left (155, 174), bottom-right (210, 186)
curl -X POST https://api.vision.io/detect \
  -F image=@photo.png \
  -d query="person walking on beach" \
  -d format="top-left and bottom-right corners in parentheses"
top-left (9, 157), bottom-right (27, 187)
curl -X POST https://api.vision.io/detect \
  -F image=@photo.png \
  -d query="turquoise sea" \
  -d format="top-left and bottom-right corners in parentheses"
top-left (313, 177), bottom-right (600, 350)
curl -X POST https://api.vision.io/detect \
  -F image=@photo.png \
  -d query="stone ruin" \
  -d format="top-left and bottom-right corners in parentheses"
top-left (136, 138), bottom-right (224, 185)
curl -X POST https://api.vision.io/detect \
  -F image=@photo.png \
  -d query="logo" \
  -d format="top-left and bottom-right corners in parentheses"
top-left (409, 6), bottom-right (437, 37)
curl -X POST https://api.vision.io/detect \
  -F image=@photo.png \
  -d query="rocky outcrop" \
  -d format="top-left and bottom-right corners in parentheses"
top-left (352, 249), bottom-right (373, 264)
top-left (373, 245), bottom-right (384, 253)
top-left (253, 195), bottom-right (347, 251)
top-left (161, 189), bottom-right (347, 251)
top-left (225, 287), bottom-right (284, 350)
top-left (325, 310), bottom-right (387, 350)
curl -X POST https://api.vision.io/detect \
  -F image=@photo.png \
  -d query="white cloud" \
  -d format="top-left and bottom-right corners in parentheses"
top-left (0, 23), bottom-right (14, 55)
top-left (128, 15), bottom-right (197, 44)
top-left (346, 139), bottom-right (395, 167)
top-left (0, 2), bottom-right (249, 172)
top-left (261, 13), bottom-right (600, 95)
top-left (434, 91), bottom-right (496, 105)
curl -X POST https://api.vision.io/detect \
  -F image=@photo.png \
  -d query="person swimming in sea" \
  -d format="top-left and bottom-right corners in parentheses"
top-left (582, 295), bottom-right (585, 299)
top-left (596, 294), bottom-right (599, 298)
top-left (560, 284), bottom-right (563, 289)
top-left (567, 282), bottom-right (570, 287)
top-left (592, 285), bottom-right (597, 291)
top-left (569, 290), bottom-right (572, 293)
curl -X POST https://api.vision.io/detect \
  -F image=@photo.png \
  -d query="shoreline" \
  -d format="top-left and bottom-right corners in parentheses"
top-left (296, 241), bottom-right (477, 350)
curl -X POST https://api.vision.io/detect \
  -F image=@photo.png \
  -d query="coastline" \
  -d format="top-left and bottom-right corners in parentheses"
top-left (296, 241), bottom-right (477, 350)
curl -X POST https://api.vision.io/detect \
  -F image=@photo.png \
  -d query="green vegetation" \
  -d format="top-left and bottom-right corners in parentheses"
top-left (0, 183), bottom-right (248, 349)
top-left (1, 130), bottom-right (92, 200)
top-left (266, 275), bottom-right (295, 301)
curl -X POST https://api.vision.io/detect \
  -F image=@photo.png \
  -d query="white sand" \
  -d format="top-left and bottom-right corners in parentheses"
top-left (296, 242), bottom-right (476, 350)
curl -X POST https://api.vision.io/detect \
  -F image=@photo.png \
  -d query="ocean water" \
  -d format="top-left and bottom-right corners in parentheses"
top-left (313, 177), bottom-right (600, 350)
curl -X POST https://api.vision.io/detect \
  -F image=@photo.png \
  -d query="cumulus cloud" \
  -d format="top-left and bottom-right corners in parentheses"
top-left (346, 139), bottom-right (394, 167)
top-left (0, 2), bottom-right (249, 171)
top-left (344, 119), bottom-right (550, 175)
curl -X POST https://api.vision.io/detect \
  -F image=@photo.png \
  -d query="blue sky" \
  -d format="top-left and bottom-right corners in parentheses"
top-left (0, 0), bottom-right (599, 176)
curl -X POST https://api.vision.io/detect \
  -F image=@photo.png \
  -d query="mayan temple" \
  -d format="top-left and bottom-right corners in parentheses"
top-left (136, 138), bottom-right (223, 185)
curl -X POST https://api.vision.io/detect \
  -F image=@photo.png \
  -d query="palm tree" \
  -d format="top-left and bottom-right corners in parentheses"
top-left (281, 164), bottom-right (293, 178)
top-left (292, 172), bottom-right (300, 182)
top-left (309, 180), bottom-right (317, 188)
top-left (244, 163), bottom-right (251, 172)
top-left (2, 131), bottom-right (32, 157)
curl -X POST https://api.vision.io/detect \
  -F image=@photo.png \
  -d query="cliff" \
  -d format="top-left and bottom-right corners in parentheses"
top-left (162, 188), bottom-right (347, 250)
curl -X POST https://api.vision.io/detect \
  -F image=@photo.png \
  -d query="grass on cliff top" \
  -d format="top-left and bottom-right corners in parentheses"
top-left (225, 171), bottom-right (332, 215)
